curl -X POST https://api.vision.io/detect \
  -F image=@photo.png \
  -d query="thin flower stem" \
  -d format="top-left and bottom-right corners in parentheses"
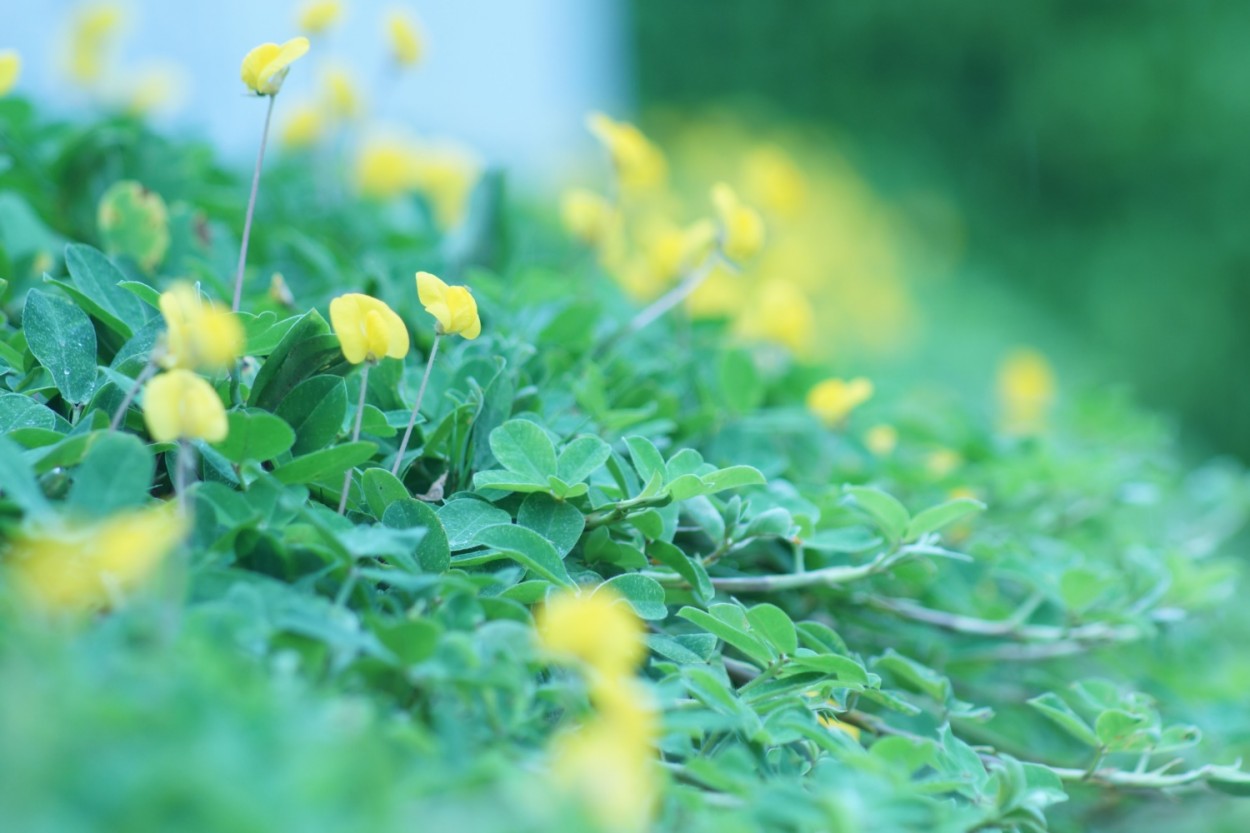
top-left (232, 93), bottom-right (278, 312)
top-left (391, 335), bottom-right (441, 478)
top-left (626, 254), bottom-right (720, 334)
top-left (109, 356), bottom-right (158, 431)
top-left (175, 439), bottom-right (190, 516)
top-left (338, 363), bottom-right (371, 514)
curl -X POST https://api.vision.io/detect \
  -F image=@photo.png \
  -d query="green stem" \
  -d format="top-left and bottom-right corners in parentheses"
top-left (392, 335), bottom-right (441, 478)
top-left (108, 356), bottom-right (159, 431)
top-left (232, 93), bottom-right (278, 312)
top-left (337, 362), bottom-right (371, 514)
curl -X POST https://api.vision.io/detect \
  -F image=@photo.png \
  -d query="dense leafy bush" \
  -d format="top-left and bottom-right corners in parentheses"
top-left (2, 88), bottom-right (1250, 833)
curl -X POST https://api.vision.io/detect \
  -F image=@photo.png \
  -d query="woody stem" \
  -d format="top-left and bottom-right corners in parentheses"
top-left (108, 356), bottom-right (158, 431)
top-left (391, 335), bottom-right (441, 478)
top-left (231, 93), bottom-right (277, 312)
top-left (337, 362), bottom-right (371, 514)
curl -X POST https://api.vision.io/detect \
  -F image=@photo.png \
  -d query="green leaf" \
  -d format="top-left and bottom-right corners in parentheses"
top-left (466, 524), bottom-right (574, 587)
top-left (0, 434), bottom-right (51, 517)
top-left (0, 392), bottom-right (58, 432)
top-left (23, 289), bottom-right (98, 404)
top-left (785, 653), bottom-right (872, 688)
top-left (556, 435), bottom-right (611, 484)
top-left (274, 375), bottom-right (348, 456)
top-left (905, 497), bottom-right (986, 541)
top-left (361, 468), bottom-right (409, 519)
top-left (625, 435), bottom-right (666, 484)
top-left (1027, 693), bottom-right (1100, 747)
top-left (747, 603), bottom-right (798, 655)
top-left (437, 498), bottom-right (512, 550)
top-left (1094, 709), bottom-right (1148, 751)
top-left (700, 465), bottom-right (766, 494)
top-left (517, 493), bottom-right (585, 556)
top-left (599, 574), bottom-right (668, 621)
top-left (212, 410), bottom-right (296, 463)
top-left (650, 540), bottom-right (713, 603)
top-left (1208, 766), bottom-right (1250, 797)
top-left (272, 441), bottom-right (377, 485)
top-left (845, 485), bottom-right (910, 541)
top-left (488, 419), bottom-right (557, 481)
top-left (743, 507), bottom-right (794, 539)
top-left (65, 432), bottom-right (154, 519)
top-left (249, 310), bottom-right (347, 412)
top-left (63, 243), bottom-right (149, 337)
top-left (678, 605), bottom-right (775, 667)
top-left (875, 650), bottom-right (950, 703)
top-left (718, 348), bottom-right (762, 414)
top-left (381, 499), bottom-right (450, 573)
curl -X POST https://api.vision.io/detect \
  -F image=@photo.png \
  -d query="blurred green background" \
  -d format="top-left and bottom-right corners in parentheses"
top-left (630, 0), bottom-right (1250, 458)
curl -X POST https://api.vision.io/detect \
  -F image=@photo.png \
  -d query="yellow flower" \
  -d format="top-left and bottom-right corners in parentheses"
top-left (416, 271), bottom-right (481, 339)
top-left (143, 370), bottom-right (229, 443)
top-left (281, 102), bottom-right (325, 148)
top-left (586, 112), bottom-right (667, 193)
top-left (329, 293), bottom-right (411, 364)
top-left (158, 283), bottom-right (244, 372)
top-left (807, 377), bottom-right (874, 427)
top-left (355, 137), bottom-right (419, 199)
top-left (63, 2), bottom-right (124, 88)
top-left (742, 144), bottom-right (807, 219)
top-left (386, 7), bottom-right (424, 67)
top-left (0, 50), bottom-right (21, 97)
top-left (816, 712), bottom-right (862, 741)
top-left (736, 278), bottom-right (814, 355)
top-left (550, 713), bottom-right (658, 833)
top-left (6, 503), bottom-right (188, 613)
top-left (560, 188), bottom-right (615, 245)
top-left (685, 264), bottom-right (740, 319)
top-left (354, 136), bottom-right (479, 227)
top-left (535, 587), bottom-right (646, 677)
top-left (997, 347), bottom-right (1057, 435)
top-left (926, 448), bottom-right (962, 479)
top-left (240, 37), bottom-right (310, 96)
top-left (123, 63), bottom-right (187, 116)
top-left (297, 0), bottom-right (344, 34)
top-left (321, 63), bottom-right (363, 121)
top-left (864, 424), bottom-right (898, 456)
top-left (711, 182), bottom-right (765, 263)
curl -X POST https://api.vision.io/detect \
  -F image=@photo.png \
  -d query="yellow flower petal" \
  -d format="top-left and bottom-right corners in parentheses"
top-left (8, 503), bottom-right (188, 613)
top-left (0, 50), bottom-right (21, 97)
top-left (386, 7), bottom-right (423, 67)
top-left (712, 182), bottom-right (765, 263)
top-left (143, 369), bottom-right (229, 443)
top-left (158, 283), bottom-right (243, 372)
top-left (535, 587), bottom-right (646, 678)
top-left (329, 293), bottom-right (410, 364)
top-left (241, 37), bottom-right (310, 96)
top-left (807, 377), bottom-right (874, 427)
top-left (297, 0), bottom-right (344, 35)
top-left (416, 271), bottom-right (480, 339)
top-left (586, 112), bottom-right (667, 193)
top-left (997, 347), bottom-right (1057, 435)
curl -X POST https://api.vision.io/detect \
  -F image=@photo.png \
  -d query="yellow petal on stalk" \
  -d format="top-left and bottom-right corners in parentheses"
top-left (0, 50), bottom-right (22, 96)
top-left (321, 62), bottom-right (363, 121)
top-left (586, 111), bottom-right (667, 193)
top-left (8, 503), bottom-right (188, 613)
top-left (711, 182), bottom-right (765, 263)
top-left (157, 283), bottom-right (243, 372)
top-left (143, 369), bottom-right (229, 443)
top-left (240, 36), bottom-right (310, 96)
top-left (560, 188), bottom-right (615, 245)
top-left (329, 293), bottom-right (410, 364)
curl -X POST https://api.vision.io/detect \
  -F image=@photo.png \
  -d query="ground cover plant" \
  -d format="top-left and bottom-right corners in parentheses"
top-left (2, 20), bottom-right (1250, 833)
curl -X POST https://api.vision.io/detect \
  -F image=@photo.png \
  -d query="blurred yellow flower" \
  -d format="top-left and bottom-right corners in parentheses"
top-left (63, 2), bottom-right (124, 88)
top-left (737, 278), bottom-right (814, 355)
top-left (535, 587), bottom-right (646, 677)
top-left (280, 101), bottom-right (325, 148)
top-left (552, 685), bottom-right (660, 830)
top-left (926, 448), bottom-right (962, 479)
top-left (816, 712), bottom-right (862, 741)
top-left (742, 144), bottom-right (807, 219)
top-left (329, 293), bottom-right (411, 364)
top-left (143, 369), bottom-right (229, 443)
top-left (685, 264), bottom-right (739, 318)
top-left (711, 182), bottom-right (765, 263)
top-left (416, 271), bottom-right (481, 339)
top-left (807, 377), bottom-right (874, 427)
top-left (586, 112), bottom-right (667, 193)
top-left (158, 283), bottom-right (244, 372)
top-left (240, 37), bottom-right (310, 96)
top-left (6, 503), bottom-right (188, 613)
top-left (997, 347), bottom-right (1057, 435)
top-left (354, 135), bottom-right (478, 227)
top-left (0, 50), bottom-right (21, 97)
top-left (864, 424), bottom-right (898, 456)
top-left (355, 136), bottom-right (418, 199)
top-left (321, 63), bottom-right (363, 121)
top-left (297, 0), bottom-right (344, 35)
top-left (560, 188), bottom-right (615, 245)
top-left (123, 63), bottom-right (187, 116)
top-left (386, 7), bottom-right (424, 67)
